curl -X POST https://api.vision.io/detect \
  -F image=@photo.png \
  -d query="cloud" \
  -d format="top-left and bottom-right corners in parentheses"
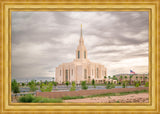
top-left (11, 11), bottom-right (149, 78)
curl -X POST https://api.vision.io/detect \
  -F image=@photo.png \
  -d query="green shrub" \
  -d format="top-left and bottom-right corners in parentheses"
top-left (36, 98), bottom-right (62, 103)
top-left (11, 79), bottom-right (20, 94)
top-left (61, 96), bottom-right (84, 100)
top-left (135, 82), bottom-right (140, 87)
top-left (106, 83), bottom-right (115, 89)
top-left (19, 94), bottom-right (34, 102)
top-left (65, 81), bottom-right (70, 88)
top-left (19, 94), bottom-right (63, 103)
top-left (122, 82), bottom-right (126, 88)
top-left (40, 82), bottom-right (53, 92)
top-left (92, 79), bottom-right (95, 88)
top-left (70, 81), bottom-right (76, 91)
top-left (81, 81), bottom-right (88, 90)
top-left (145, 82), bottom-right (149, 87)
top-left (28, 80), bottom-right (38, 92)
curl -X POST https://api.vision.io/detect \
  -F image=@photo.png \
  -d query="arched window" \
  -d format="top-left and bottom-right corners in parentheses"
top-left (66, 70), bottom-right (68, 81)
top-left (97, 68), bottom-right (99, 78)
top-left (78, 51), bottom-right (80, 59)
top-left (84, 69), bottom-right (87, 79)
top-left (84, 51), bottom-right (86, 58)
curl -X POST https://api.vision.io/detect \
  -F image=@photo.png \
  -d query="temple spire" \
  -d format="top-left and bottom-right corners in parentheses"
top-left (79, 24), bottom-right (84, 45)
top-left (81, 24), bottom-right (82, 37)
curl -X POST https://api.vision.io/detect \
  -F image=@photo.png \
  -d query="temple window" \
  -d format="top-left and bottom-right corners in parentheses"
top-left (78, 51), bottom-right (80, 59)
top-left (60, 70), bottom-right (61, 76)
top-left (66, 70), bottom-right (68, 81)
top-left (72, 69), bottom-right (73, 75)
top-left (84, 51), bottom-right (86, 58)
top-left (84, 69), bottom-right (87, 79)
top-left (97, 68), bottom-right (99, 78)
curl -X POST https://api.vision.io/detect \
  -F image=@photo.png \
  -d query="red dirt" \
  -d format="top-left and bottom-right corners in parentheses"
top-left (36, 87), bottom-right (148, 98)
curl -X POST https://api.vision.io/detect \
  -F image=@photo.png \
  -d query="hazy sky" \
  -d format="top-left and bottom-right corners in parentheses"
top-left (11, 11), bottom-right (149, 79)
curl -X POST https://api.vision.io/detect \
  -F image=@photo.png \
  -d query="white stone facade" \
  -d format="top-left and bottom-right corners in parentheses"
top-left (55, 25), bottom-right (107, 84)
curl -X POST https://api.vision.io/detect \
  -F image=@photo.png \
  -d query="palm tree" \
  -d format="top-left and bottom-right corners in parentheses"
top-left (129, 75), bottom-right (133, 85)
top-left (140, 76), bottom-right (143, 84)
top-left (145, 76), bottom-right (148, 84)
top-left (53, 82), bottom-right (57, 89)
top-left (124, 76), bottom-right (128, 81)
top-left (136, 76), bottom-right (138, 81)
top-left (104, 76), bottom-right (107, 84)
top-left (52, 77), bottom-right (55, 82)
top-left (88, 76), bottom-right (91, 84)
top-left (113, 75), bottom-right (116, 80)
top-left (35, 80), bottom-right (37, 85)
top-left (120, 76), bottom-right (123, 83)
top-left (108, 76), bottom-right (111, 79)
top-left (65, 81), bottom-right (69, 88)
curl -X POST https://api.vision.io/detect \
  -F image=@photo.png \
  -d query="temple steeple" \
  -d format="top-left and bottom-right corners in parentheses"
top-left (76, 25), bottom-right (87, 60)
top-left (79, 24), bottom-right (84, 45)
top-left (81, 24), bottom-right (82, 37)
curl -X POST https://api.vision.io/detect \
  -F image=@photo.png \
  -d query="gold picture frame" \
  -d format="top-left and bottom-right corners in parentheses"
top-left (0, 0), bottom-right (159, 113)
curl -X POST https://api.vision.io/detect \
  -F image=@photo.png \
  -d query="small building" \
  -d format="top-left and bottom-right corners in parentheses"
top-left (114, 73), bottom-right (149, 82)
top-left (55, 25), bottom-right (107, 84)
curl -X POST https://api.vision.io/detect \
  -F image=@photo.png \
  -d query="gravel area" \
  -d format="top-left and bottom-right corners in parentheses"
top-left (64, 93), bottom-right (149, 103)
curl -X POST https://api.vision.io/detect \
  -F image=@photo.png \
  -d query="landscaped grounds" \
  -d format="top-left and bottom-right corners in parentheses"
top-left (11, 78), bottom-right (149, 103)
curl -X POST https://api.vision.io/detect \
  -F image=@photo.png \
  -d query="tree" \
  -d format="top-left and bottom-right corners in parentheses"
top-left (124, 76), bottom-right (128, 81)
top-left (120, 76), bottom-right (123, 82)
top-left (112, 75), bottom-right (115, 79)
top-left (88, 76), bottom-right (91, 84)
top-left (40, 82), bottom-right (53, 92)
top-left (104, 76), bottom-right (107, 84)
top-left (140, 76), bottom-right (143, 84)
top-left (70, 81), bottom-right (76, 91)
top-left (11, 79), bottom-right (20, 101)
top-left (29, 80), bottom-right (38, 92)
top-left (36, 82), bottom-right (40, 86)
top-left (44, 80), bottom-right (48, 85)
top-left (92, 79), bottom-right (96, 88)
top-left (112, 75), bottom-right (118, 81)
top-left (52, 77), bottom-right (55, 82)
top-left (108, 76), bottom-right (111, 79)
top-left (129, 75), bottom-right (133, 85)
top-left (12, 79), bottom-right (20, 93)
top-left (53, 82), bottom-right (58, 89)
top-left (81, 81), bottom-right (88, 90)
top-left (136, 76), bottom-right (138, 81)
top-left (22, 83), bottom-right (25, 86)
top-left (65, 81), bottom-right (69, 88)
top-left (145, 76), bottom-right (148, 84)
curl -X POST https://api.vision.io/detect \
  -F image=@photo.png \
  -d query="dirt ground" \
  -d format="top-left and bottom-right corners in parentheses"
top-left (36, 87), bottom-right (148, 98)
top-left (64, 93), bottom-right (149, 103)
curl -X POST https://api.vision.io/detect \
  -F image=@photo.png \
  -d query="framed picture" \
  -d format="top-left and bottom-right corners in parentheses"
top-left (0, 0), bottom-right (160, 113)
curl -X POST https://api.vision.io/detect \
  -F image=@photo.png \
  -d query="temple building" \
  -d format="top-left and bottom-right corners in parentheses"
top-left (55, 25), bottom-right (107, 84)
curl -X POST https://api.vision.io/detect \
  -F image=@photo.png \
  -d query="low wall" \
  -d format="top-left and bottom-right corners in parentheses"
top-left (36, 87), bottom-right (148, 99)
